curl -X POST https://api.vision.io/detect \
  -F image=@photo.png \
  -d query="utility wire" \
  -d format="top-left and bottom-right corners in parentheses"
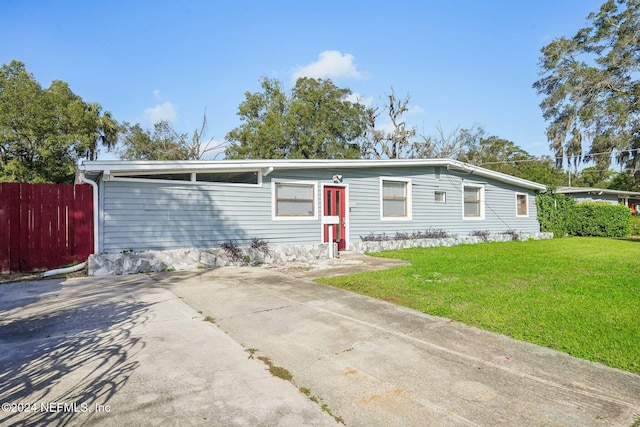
top-left (479, 147), bottom-right (640, 167)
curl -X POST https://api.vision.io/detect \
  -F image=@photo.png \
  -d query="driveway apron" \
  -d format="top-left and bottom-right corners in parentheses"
top-left (160, 265), bottom-right (640, 427)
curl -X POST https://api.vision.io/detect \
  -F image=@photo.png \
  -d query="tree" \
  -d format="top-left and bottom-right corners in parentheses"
top-left (412, 123), bottom-right (485, 161)
top-left (119, 121), bottom-right (190, 160)
top-left (463, 135), bottom-right (568, 187)
top-left (0, 60), bottom-right (118, 183)
top-left (534, 0), bottom-right (640, 185)
top-left (85, 103), bottom-right (119, 161)
top-left (571, 166), bottom-right (614, 188)
top-left (466, 136), bottom-right (531, 169)
top-left (516, 156), bottom-right (568, 188)
top-left (361, 89), bottom-right (416, 159)
top-left (609, 170), bottom-right (640, 190)
top-left (225, 77), bottom-right (367, 159)
top-left (186, 109), bottom-right (225, 160)
top-left (119, 110), bottom-right (223, 161)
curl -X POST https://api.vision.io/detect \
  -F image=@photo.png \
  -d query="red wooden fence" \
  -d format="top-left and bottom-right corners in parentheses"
top-left (0, 183), bottom-right (94, 273)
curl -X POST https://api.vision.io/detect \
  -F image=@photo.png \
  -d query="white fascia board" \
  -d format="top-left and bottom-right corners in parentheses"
top-left (556, 187), bottom-right (640, 197)
top-left (444, 160), bottom-right (547, 191)
top-left (78, 158), bottom-right (547, 190)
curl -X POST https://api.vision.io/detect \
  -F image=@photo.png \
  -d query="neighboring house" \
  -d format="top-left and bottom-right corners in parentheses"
top-left (555, 187), bottom-right (640, 216)
top-left (76, 159), bottom-right (547, 254)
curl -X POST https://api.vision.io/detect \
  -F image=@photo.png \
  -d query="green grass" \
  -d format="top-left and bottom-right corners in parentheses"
top-left (317, 237), bottom-right (640, 374)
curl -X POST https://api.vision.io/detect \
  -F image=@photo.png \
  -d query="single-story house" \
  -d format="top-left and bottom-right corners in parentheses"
top-left (76, 159), bottom-right (547, 255)
top-left (555, 187), bottom-right (640, 215)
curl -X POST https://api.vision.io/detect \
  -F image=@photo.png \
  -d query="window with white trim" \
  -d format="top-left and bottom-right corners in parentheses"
top-left (463, 185), bottom-right (484, 219)
top-left (516, 193), bottom-right (529, 217)
top-left (274, 182), bottom-right (316, 217)
top-left (381, 178), bottom-right (411, 219)
top-left (434, 191), bottom-right (446, 203)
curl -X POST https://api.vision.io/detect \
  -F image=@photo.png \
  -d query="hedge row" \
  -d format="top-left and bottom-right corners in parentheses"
top-left (536, 193), bottom-right (632, 238)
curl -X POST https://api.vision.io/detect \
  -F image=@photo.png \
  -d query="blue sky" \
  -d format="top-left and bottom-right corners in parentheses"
top-left (1, 0), bottom-right (603, 160)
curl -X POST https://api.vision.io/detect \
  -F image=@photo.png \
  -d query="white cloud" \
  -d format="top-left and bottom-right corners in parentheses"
top-left (153, 89), bottom-right (162, 100)
top-left (144, 101), bottom-right (178, 124)
top-left (344, 92), bottom-right (374, 107)
top-left (293, 50), bottom-right (365, 81)
top-left (408, 104), bottom-right (424, 115)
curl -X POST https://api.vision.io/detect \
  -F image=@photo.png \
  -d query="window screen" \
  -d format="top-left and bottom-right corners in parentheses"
top-left (275, 183), bottom-right (314, 216)
top-left (383, 180), bottom-right (407, 217)
top-left (464, 186), bottom-right (481, 217)
top-left (517, 194), bottom-right (528, 216)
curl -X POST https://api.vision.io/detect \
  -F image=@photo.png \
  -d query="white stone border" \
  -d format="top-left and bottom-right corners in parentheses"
top-left (88, 232), bottom-right (553, 276)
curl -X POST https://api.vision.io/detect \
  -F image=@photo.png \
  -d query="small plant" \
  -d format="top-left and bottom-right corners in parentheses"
top-left (361, 229), bottom-right (450, 242)
top-left (394, 232), bottom-right (411, 240)
top-left (321, 404), bottom-right (345, 424)
top-left (219, 240), bottom-right (244, 263)
top-left (298, 387), bottom-right (345, 425)
top-left (299, 387), bottom-right (311, 396)
top-left (203, 316), bottom-right (216, 323)
top-left (251, 237), bottom-right (269, 254)
top-left (415, 228), bottom-right (450, 239)
top-left (471, 230), bottom-right (491, 242)
top-left (501, 229), bottom-right (520, 241)
top-left (360, 232), bottom-right (389, 242)
top-left (257, 356), bottom-right (293, 381)
top-left (246, 348), bottom-right (258, 359)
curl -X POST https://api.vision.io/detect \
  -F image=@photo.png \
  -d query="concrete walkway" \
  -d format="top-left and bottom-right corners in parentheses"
top-left (1, 253), bottom-right (639, 426)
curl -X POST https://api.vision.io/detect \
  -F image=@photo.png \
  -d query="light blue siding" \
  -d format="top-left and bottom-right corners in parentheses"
top-left (98, 165), bottom-right (541, 253)
top-left (335, 166), bottom-right (540, 241)
top-left (568, 193), bottom-right (619, 204)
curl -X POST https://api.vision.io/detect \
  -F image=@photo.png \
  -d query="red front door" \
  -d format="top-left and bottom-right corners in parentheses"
top-left (323, 186), bottom-right (346, 251)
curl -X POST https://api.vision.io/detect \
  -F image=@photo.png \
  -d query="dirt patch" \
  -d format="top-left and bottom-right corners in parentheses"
top-left (261, 251), bottom-right (408, 280)
top-left (263, 257), bottom-right (365, 276)
top-left (0, 268), bottom-right (87, 285)
top-left (0, 272), bottom-right (44, 284)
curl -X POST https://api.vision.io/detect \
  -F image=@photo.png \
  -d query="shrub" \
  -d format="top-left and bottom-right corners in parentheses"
top-left (631, 216), bottom-right (640, 235)
top-left (537, 193), bottom-right (632, 238)
top-left (415, 229), bottom-right (450, 239)
top-left (360, 232), bottom-right (390, 242)
top-left (251, 237), bottom-right (269, 254)
top-left (219, 241), bottom-right (244, 263)
top-left (360, 229), bottom-right (450, 242)
top-left (470, 230), bottom-right (491, 242)
top-left (536, 193), bottom-right (576, 237)
top-left (501, 229), bottom-right (521, 241)
top-left (569, 202), bottom-right (631, 237)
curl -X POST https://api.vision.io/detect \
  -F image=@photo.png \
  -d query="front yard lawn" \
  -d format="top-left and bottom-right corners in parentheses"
top-left (317, 237), bottom-right (640, 374)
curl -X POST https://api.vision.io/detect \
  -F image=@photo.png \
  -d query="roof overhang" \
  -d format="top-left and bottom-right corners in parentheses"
top-left (77, 159), bottom-right (548, 191)
top-left (555, 187), bottom-right (640, 198)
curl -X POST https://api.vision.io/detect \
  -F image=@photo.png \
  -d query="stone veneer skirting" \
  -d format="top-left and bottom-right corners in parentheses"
top-left (88, 232), bottom-right (553, 276)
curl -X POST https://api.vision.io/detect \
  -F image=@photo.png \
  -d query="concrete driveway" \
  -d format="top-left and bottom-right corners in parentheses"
top-left (156, 259), bottom-right (640, 427)
top-left (0, 274), bottom-right (336, 426)
top-left (1, 254), bottom-right (640, 426)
